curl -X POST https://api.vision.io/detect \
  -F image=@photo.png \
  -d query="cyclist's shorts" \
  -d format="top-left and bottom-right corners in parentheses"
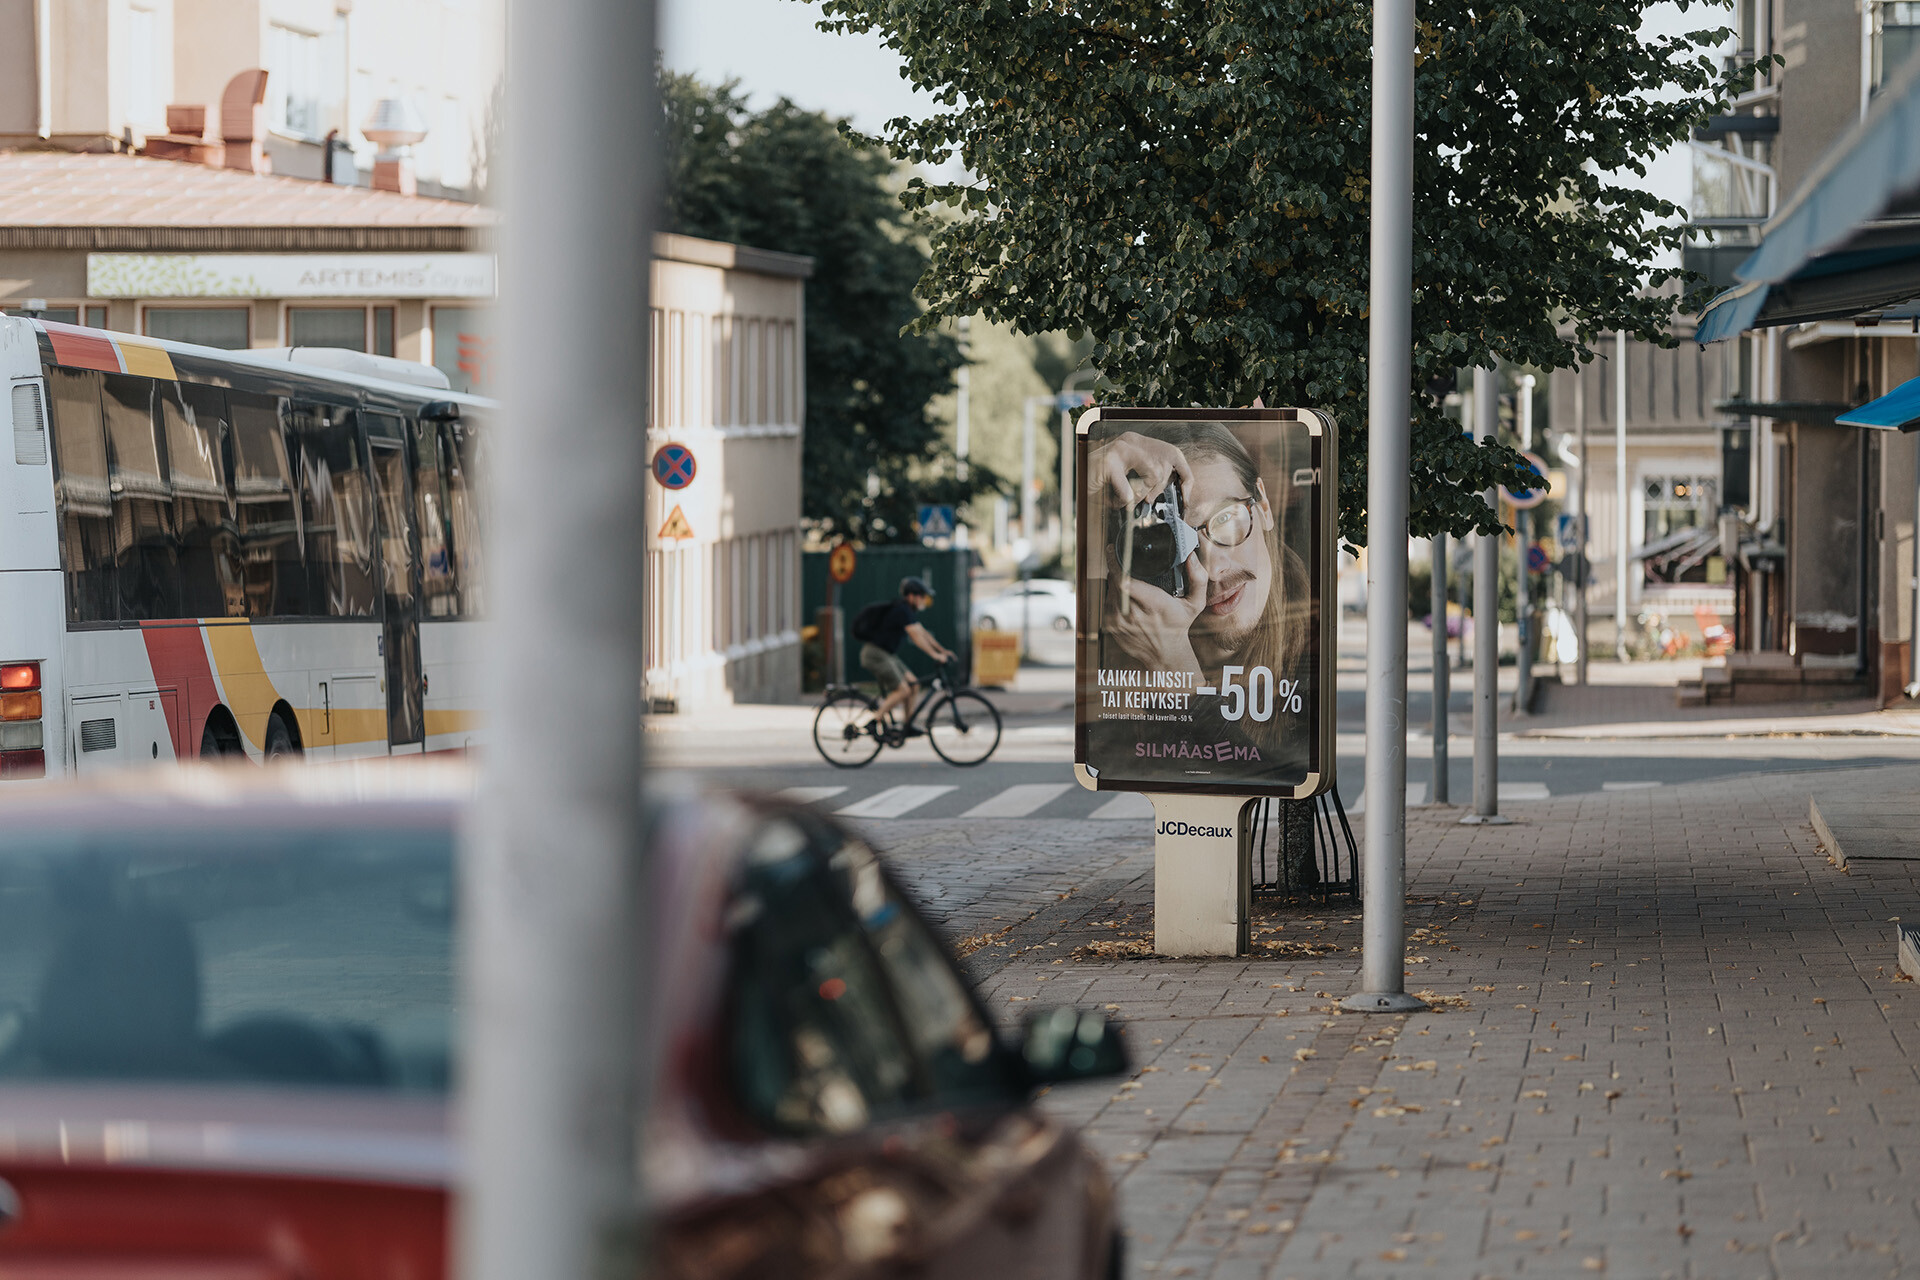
top-left (859, 643), bottom-right (914, 694)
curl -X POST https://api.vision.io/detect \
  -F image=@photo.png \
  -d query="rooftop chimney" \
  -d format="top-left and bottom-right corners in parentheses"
top-left (220, 69), bottom-right (271, 174)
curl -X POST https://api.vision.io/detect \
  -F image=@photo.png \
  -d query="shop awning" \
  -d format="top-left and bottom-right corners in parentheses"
top-left (1837, 376), bottom-right (1920, 431)
top-left (1695, 50), bottom-right (1920, 343)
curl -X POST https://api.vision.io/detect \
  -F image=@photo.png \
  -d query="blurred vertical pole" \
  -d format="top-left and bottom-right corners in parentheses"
top-left (1575, 367), bottom-right (1589, 684)
top-left (1059, 401), bottom-right (1074, 575)
top-left (1021, 397), bottom-right (1037, 544)
top-left (1430, 532), bottom-right (1447, 805)
top-left (461, 0), bottom-right (652, 1277)
top-left (955, 318), bottom-right (971, 549)
top-left (1346, 0), bottom-right (1424, 1014)
top-left (1468, 367), bottom-right (1502, 823)
top-left (1615, 331), bottom-right (1629, 660)
top-left (1516, 373), bottom-right (1534, 713)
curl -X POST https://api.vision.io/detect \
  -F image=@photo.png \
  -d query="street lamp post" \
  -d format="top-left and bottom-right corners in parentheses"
top-left (462, 1), bottom-right (652, 1277)
top-left (1465, 366), bottom-right (1505, 825)
top-left (1345, 0), bottom-right (1425, 1015)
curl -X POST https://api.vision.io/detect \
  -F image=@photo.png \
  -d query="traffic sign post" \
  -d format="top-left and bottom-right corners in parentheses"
top-left (1073, 407), bottom-right (1338, 957)
top-left (822, 542), bottom-right (857, 685)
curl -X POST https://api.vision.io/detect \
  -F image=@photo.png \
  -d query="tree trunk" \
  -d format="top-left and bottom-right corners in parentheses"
top-left (1276, 799), bottom-right (1320, 893)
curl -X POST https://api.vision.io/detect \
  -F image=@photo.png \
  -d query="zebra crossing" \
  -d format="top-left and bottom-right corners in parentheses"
top-left (775, 776), bottom-right (1668, 821)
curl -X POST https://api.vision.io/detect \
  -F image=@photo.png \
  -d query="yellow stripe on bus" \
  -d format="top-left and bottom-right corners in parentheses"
top-left (202, 621), bottom-right (282, 751)
top-left (117, 341), bottom-right (176, 379)
top-left (425, 708), bottom-right (478, 737)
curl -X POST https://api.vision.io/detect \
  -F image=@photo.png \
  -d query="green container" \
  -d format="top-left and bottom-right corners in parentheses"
top-left (802, 546), bottom-right (973, 692)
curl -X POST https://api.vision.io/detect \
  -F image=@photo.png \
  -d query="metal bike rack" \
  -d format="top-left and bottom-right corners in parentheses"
top-left (1250, 786), bottom-right (1359, 903)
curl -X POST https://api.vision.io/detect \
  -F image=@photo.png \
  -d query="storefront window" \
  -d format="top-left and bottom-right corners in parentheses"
top-left (145, 308), bottom-right (249, 350)
top-left (432, 307), bottom-right (494, 395)
top-left (290, 308), bottom-right (367, 352)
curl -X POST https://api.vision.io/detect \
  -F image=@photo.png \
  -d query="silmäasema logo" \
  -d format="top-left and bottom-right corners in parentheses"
top-left (1155, 820), bottom-right (1235, 838)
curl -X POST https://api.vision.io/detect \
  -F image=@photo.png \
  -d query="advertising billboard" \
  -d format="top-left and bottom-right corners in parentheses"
top-left (1074, 408), bottom-right (1337, 799)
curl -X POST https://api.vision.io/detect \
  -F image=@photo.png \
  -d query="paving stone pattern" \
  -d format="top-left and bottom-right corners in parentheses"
top-left (854, 761), bottom-right (1920, 1279)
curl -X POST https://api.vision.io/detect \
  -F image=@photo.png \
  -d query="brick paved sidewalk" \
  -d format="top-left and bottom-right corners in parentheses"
top-left (858, 761), bottom-right (1920, 1279)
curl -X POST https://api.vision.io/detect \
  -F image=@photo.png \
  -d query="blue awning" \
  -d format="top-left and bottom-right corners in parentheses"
top-left (1693, 49), bottom-right (1920, 343)
top-left (1693, 280), bottom-right (1769, 345)
top-left (1837, 375), bottom-right (1920, 431)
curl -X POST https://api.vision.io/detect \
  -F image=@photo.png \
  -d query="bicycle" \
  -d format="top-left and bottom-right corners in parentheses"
top-left (812, 660), bottom-right (1003, 768)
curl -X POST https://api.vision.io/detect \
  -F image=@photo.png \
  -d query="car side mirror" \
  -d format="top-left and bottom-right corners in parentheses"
top-left (1015, 1007), bottom-right (1129, 1086)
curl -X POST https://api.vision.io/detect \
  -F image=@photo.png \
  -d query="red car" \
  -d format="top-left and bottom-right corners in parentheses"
top-left (0, 766), bottom-right (1125, 1278)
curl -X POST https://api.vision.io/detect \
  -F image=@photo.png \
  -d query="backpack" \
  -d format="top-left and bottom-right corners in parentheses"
top-left (850, 600), bottom-right (895, 645)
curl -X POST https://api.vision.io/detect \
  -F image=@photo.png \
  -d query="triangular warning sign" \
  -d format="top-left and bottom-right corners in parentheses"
top-left (657, 504), bottom-right (694, 541)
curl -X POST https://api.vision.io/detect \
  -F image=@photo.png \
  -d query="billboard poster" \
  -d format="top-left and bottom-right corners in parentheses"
top-left (1074, 408), bottom-right (1337, 799)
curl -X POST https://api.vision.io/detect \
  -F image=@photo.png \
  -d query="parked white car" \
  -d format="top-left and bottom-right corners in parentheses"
top-left (972, 579), bottom-right (1076, 664)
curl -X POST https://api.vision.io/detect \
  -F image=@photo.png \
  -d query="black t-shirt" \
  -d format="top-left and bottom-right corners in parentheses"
top-left (870, 599), bottom-right (918, 654)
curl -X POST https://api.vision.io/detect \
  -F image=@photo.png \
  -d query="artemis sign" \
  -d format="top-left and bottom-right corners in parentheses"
top-left (86, 253), bottom-right (497, 299)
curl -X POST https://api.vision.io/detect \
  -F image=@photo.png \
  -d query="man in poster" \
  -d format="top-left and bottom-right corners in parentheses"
top-left (1077, 411), bottom-right (1333, 797)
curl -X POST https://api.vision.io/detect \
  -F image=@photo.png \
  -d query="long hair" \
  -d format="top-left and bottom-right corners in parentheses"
top-left (1119, 422), bottom-right (1311, 687)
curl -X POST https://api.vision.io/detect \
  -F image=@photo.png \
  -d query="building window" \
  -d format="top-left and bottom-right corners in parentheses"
top-left (145, 308), bottom-right (249, 350)
top-left (289, 307), bottom-right (370, 351)
top-left (1644, 476), bottom-right (1718, 544)
top-left (267, 18), bottom-right (345, 139)
top-left (127, 6), bottom-right (161, 130)
top-left (431, 306), bottom-right (494, 395)
top-left (1877, 3), bottom-right (1920, 92)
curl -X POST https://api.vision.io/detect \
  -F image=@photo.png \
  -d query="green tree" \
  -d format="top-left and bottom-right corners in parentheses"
top-left (660, 72), bottom-right (996, 543)
top-left (809, 2), bottom-right (1760, 543)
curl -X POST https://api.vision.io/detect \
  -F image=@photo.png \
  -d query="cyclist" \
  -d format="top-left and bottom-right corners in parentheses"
top-left (852, 576), bottom-right (956, 736)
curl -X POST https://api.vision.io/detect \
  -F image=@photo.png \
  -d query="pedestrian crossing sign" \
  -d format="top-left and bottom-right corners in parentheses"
top-left (657, 504), bottom-right (694, 541)
top-left (917, 504), bottom-right (955, 540)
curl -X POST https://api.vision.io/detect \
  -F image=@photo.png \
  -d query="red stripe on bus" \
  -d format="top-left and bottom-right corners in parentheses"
top-left (140, 622), bottom-right (215, 753)
top-left (44, 325), bottom-right (122, 373)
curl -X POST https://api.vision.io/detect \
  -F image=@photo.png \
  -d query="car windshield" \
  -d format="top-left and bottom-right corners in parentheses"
top-left (0, 822), bottom-right (453, 1094)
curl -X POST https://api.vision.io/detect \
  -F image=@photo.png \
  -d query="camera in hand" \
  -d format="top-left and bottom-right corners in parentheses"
top-left (1110, 475), bottom-right (1201, 598)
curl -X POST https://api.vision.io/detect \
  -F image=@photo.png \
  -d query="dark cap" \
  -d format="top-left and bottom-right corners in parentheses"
top-left (900, 576), bottom-right (934, 599)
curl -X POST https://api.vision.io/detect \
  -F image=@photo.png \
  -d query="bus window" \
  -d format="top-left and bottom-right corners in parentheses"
top-left (288, 403), bottom-right (376, 618)
top-left (165, 383), bottom-right (242, 619)
top-left (45, 367), bottom-right (116, 624)
top-left (412, 418), bottom-right (458, 618)
top-left (102, 374), bottom-right (180, 621)
top-left (229, 391), bottom-right (306, 618)
top-left (444, 418), bottom-right (486, 616)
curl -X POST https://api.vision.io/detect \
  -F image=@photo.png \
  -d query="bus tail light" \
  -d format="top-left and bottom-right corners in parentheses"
top-left (0, 663), bottom-right (44, 779)
top-left (0, 750), bottom-right (44, 779)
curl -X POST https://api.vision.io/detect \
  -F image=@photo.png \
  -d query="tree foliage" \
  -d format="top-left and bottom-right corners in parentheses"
top-left (660, 72), bottom-right (996, 544)
top-left (810, 2), bottom-right (1758, 542)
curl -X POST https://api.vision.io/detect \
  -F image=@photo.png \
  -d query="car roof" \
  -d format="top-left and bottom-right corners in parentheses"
top-left (0, 760), bottom-right (471, 837)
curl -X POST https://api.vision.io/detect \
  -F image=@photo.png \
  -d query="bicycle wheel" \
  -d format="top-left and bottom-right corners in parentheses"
top-left (813, 688), bottom-right (884, 767)
top-left (925, 690), bottom-right (1002, 766)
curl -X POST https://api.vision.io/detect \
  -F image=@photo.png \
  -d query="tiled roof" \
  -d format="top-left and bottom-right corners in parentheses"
top-left (0, 149), bottom-right (494, 227)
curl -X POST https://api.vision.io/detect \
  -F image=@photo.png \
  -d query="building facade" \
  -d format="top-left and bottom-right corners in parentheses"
top-left (643, 234), bottom-right (810, 713)
top-left (1552, 0), bottom-right (1920, 702)
top-left (0, 0), bottom-right (504, 200)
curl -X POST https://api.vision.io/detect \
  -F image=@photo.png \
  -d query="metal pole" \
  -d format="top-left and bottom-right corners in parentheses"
top-left (1516, 373), bottom-right (1534, 713)
top-left (1910, 454), bottom-right (1920, 697)
top-left (1021, 396), bottom-right (1037, 546)
top-left (1575, 363), bottom-right (1589, 684)
top-left (1615, 330), bottom-right (1630, 660)
top-left (1060, 403), bottom-right (1074, 575)
top-left (1430, 532), bottom-right (1448, 804)
top-left (1345, 0), bottom-right (1423, 1014)
top-left (1468, 366), bottom-right (1504, 824)
top-left (463, 0), bottom-right (651, 1276)
top-left (955, 317), bottom-right (971, 549)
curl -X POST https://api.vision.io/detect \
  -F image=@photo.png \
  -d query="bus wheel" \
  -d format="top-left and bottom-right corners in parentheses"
top-left (199, 712), bottom-right (244, 759)
top-left (264, 714), bottom-right (300, 762)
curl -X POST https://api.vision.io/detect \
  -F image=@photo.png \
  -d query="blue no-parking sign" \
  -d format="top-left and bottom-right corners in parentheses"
top-left (652, 443), bottom-right (697, 490)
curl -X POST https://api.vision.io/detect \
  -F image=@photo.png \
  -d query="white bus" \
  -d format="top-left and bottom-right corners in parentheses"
top-left (0, 317), bottom-right (491, 779)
